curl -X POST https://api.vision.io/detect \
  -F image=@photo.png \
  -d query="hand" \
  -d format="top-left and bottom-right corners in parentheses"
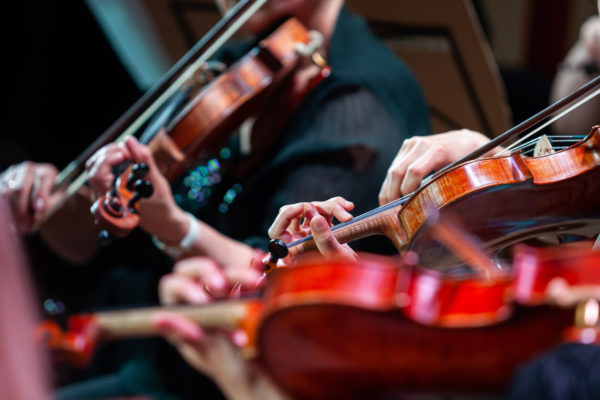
top-left (153, 312), bottom-right (290, 400)
top-left (159, 256), bottom-right (263, 305)
top-left (155, 256), bottom-right (289, 400)
top-left (581, 16), bottom-right (600, 66)
top-left (378, 129), bottom-right (501, 205)
top-left (0, 162), bottom-right (59, 232)
top-left (153, 312), bottom-right (249, 386)
top-left (268, 196), bottom-right (358, 260)
top-left (86, 136), bottom-right (186, 241)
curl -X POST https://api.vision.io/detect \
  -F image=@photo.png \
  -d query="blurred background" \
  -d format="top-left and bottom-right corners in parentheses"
top-left (2, 0), bottom-right (597, 394)
top-left (4, 0), bottom-right (597, 172)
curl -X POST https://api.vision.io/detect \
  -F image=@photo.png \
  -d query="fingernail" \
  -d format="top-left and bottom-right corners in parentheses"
top-left (34, 198), bottom-right (46, 212)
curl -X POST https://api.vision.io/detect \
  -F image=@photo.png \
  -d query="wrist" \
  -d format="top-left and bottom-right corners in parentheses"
top-left (156, 208), bottom-right (191, 245)
top-left (152, 211), bottom-right (200, 258)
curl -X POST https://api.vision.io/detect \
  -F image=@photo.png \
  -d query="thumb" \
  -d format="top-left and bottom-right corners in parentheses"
top-left (310, 215), bottom-right (346, 259)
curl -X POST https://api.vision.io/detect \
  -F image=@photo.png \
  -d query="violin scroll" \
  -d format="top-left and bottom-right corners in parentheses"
top-left (35, 316), bottom-right (99, 368)
top-left (91, 163), bottom-right (154, 242)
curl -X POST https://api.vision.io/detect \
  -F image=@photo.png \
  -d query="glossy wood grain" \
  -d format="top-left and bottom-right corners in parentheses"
top-left (279, 126), bottom-right (600, 270)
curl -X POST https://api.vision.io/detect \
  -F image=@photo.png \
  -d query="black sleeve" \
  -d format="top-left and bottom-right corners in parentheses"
top-left (241, 87), bottom-right (409, 251)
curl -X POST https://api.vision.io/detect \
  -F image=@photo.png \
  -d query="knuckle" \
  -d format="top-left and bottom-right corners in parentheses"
top-left (430, 143), bottom-right (447, 158)
top-left (401, 137), bottom-right (415, 148)
top-left (105, 144), bottom-right (118, 155)
top-left (173, 260), bottom-right (191, 274)
top-left (138, 145), bottom-right (152, 159)
top-left (19, 161), bottom-right (32, 173)
top-left (389, 168), bottom-right (402, 179)
top-left (88, 174), bottom-right (101, 187)
top-left (158, 274), bottom-right (177, 292)
top-left (42, 163), bottom-right (58, 174)
top-left (406, 164), bottom-right (422, 178)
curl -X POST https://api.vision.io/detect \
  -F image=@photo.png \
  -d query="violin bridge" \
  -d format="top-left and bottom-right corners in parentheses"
top-left (533, 134), bottom-right (555, 156)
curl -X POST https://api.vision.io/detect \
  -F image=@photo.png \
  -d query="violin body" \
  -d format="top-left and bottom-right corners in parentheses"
top-left (259, 244), bottom-right (600, 399)
top-left (278, 126), bottom-right (600, 270)
top-left (159, 17), bottom-right (314, 179)
top-left (92, 18), bottom-right (328, 237)
top-left (409, 126), bottom-right (600, 269)
top-left (257, 259), bottom-right (574, 399)
top-left (38, 247), bottom-right (599, 399)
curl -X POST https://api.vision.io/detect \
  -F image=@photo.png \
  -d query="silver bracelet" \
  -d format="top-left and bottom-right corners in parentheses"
top-left (152, 212), bottom-right (200, 258)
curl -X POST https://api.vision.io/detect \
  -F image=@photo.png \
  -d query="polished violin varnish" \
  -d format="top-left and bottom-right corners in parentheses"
top-left (259, 247), bottom-right (599, 399)
top-left (163, 17), bottom-right (315, 179)
top-left (269, 126), bottom-right (600, 270)
top-left (38, 247), bottom-right (599, 399)
top-left (92, 17), bottom-right (330, 239)
top-left (409, 126), bottom-right (600, 268)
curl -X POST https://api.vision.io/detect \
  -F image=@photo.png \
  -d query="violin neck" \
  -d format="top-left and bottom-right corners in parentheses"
top-left (287, 201), bottom-right (407, 259)
top-left (90, 300), bottom-right (254, 340)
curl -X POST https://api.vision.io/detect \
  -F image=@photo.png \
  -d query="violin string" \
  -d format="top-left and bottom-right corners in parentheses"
top-left (510, 137), bottom-right (538, 153)
top-left (497, 134), bottom-right (583, 156)
top-left (496, 88), bottom-right (600, 156)
top-left (108, 0), bottom-right (269, 147)
top-left (285, 82), bottom-right (600, 250)
top-left (36, 0), bottom-right (270, 232)
top-left (290, 130), bottom-right (588, 247)
top-left (500, 133), bottom-right (584, 155)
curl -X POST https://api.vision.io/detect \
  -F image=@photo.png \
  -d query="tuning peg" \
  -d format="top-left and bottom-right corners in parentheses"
top-left (128, 179), bottom-right (154, 211)
top-left (268, 239), bottom-right (289, 263)
top-left (126, 163), bottom-right (150, 191)
top-left (98, 229), bottom-right (114, 246)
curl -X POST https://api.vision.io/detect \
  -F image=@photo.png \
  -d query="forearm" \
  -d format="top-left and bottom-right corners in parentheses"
top-left (38, 190), bottom-right (99, 265)
top-left (213, 363), bottom-right (291, 400)
top-left (154, 206), bottom-right (256, 267)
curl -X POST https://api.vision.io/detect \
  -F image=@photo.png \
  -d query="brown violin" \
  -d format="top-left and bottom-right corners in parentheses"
top-left (91, 17), bottom-right (330, 238)
top-left (264, 76), bottom-right (600, 269)
top-left (37, 241), bottom-right (599, 399)
top-left (266, 122), bottom-right (600, 270)
top-left (33, 0), bottom-right (273, 229)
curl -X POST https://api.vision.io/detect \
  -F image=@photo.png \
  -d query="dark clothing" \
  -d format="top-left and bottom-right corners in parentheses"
top-left (60, 7), bottom-right (429, 400)
top-left (506, 343), bottom-right (600, 400)
top-left (175, 7), bottom-right (429, 251)
top-left (159, 7), bottom-right (429, 400)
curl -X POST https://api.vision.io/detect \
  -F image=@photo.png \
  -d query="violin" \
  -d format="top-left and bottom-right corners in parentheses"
top-left (266, 122), bottom-right (600, 270)
top-left (34, 1), bottom-right (329, 235)
top-left (37, 239), bottom-right (599, 399)
top-left (264, 76), bottom-right (600, 268)
top-left (91, 17), bottom-right (330, 238)
top-left (32, 0), bottom-right (271, 229)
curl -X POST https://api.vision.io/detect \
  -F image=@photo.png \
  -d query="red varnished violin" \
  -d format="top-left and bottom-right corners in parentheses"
top-left (264, 77), bottom-right (600, 269)
top-left (266, 123), bottom-right (600, 271)
top-left (37, 239), bottom-right (599, 398)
